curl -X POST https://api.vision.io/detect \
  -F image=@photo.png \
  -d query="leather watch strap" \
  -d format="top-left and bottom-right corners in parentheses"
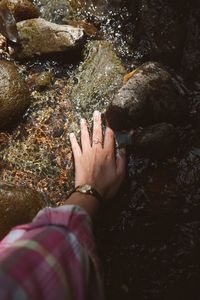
top-left (72, 184), bottom-right (103, 205)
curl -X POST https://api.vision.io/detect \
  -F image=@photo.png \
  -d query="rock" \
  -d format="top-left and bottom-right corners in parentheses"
top-left (33, 0), bottom-right (117, 24)
top-left (0, 0), bottom-right (40, 22)
top-left (71, 40), bottom-right (126, 119)
top-left (134, 123), bottom-right (177, 158)
top-left (106, 62), bottom-right (187, 130)
top-left (0, 6), bottom-right (19, 42)
top-left (33, 0), bottom-right (76, 24)
top-left (67, 20), bottom-right (98, 37)
top-left (0, 182), bottom-right (47, 239)
top-left (35, 71), bottom-right (52, 90)
top-left (15, 17), bottom-right (85, 58)
top-left (0, 59), bottom-right (30, 129)
top-left (133, 0), bottom-right (188, 66)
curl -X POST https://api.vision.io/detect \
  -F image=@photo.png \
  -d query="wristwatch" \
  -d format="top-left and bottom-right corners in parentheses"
top-left (72, 184), bottom-right (103, 205)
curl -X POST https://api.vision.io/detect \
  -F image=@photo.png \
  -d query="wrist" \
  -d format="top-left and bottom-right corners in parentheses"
top-left (64, 191), bottom-right (100, 218)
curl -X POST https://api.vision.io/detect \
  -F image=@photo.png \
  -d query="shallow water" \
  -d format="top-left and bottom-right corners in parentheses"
top-left (1, 1), bottom-right (200, 299)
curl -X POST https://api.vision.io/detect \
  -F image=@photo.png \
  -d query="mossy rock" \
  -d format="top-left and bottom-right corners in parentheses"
top-left (0, 59), bottom-right (30, 129)
top-left (0, 182), bottom-right (48, 239)
top-left (71, 40), bottom-right (126, 120)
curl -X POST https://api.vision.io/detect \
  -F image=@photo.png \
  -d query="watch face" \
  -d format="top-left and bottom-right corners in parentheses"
top-left (81, 184), bottom-right (91, 193)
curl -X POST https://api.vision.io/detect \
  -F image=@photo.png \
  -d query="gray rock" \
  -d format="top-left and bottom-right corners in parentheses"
top-left (106, 62), bottom-right (187, 130)
top-left (134, 123), bottom-right (177, 158)
top-left (0, 182), bottom-right (47, 239)
top-left (70, 40), bottom-right (126, 119)
top-left (0, 60), bottom-right (30, 129)
top-left (16, 17), bottom-right (85, 58)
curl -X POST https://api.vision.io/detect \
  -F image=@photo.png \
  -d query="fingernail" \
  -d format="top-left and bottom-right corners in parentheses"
top-left (70, 132), bottom-right (75, 138)
top-left (80, 118), bottom-right (86, 124)
top-left (94, 110), bottom-right (100, 118)
top-left (119, 148), bottom-right (126, 155)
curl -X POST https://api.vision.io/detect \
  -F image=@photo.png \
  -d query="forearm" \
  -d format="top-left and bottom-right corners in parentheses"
top-left (64, 192), bottom-right (100, 219)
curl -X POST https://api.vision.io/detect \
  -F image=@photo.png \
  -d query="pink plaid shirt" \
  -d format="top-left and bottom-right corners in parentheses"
top-left (0, 205), bottom-right (104, 300)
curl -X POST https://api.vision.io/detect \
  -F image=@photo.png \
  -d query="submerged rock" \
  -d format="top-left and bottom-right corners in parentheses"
top-left (0, 60), bottom-right (30, 129)
top-left (33, 0), bottom-right (110, 24)
top-left (134, 123), bottom-right (177, 158)
top-left (35, 71), bottom-right (52, 90)
top-left (71, 40), bottom-right (126, 118)
top-left (106, 62), bottom-right (187, 130)
top-left (16, 17), bottom-right (85, 58)
top-left (0, 0), bottom-right (40, 22)
top-left (32, 0), bottom-right (77, 24)
top-left (0, 182), bottom-right (47, 239)
top-left (134, 0), bottom-right (188, 66)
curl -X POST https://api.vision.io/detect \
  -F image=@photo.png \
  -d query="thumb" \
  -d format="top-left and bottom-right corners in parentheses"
top-left (116, 148), bottom-right (126, 177)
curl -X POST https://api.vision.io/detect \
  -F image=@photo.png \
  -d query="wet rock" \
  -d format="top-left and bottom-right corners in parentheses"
top-left (134, 123), bottom-right (177, 158)
top-left (134, 0), bottom-right (188, 66)
top-left (0, 0), bottom-right (40, 22)
top-left (32, 0), bottom-right (77, 24)
top-left (35, 71), bottom-right (52, 90)
top-left (16, 17), bottom-right (85, 58)
top-left (67, 20), bottom-right (98, 38)
top-left (106, 62), bottom-right (187, 130)
top-left (71, 40), bottom-right (126, 118)
top-left (33, 0), bottom-right (118, 25)
top-left (0, 182), bottom-right (47, 239)
top-left (0, 6), bottom-right (19, 42)
top-left (0, 59), bottom-right (30, 129)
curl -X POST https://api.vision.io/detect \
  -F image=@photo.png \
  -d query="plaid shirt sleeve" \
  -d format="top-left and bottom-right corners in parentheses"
top-left (0, 205), bottom-right (104, 300)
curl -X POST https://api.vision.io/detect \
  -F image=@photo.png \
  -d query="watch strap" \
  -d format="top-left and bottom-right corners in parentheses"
top-left (72, 185), bottom-right (103, 205)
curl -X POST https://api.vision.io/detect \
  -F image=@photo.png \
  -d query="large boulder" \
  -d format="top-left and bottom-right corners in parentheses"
top-left (71, 40), bottom-right (126, 119)
top-left (16, 17), bottom-right (85, 58)
top-left (0, 60), bottom-right (30, 129)
top-left (0, 182), bottom-right (48, 239)
top-left (106, 62), bottom-right (188, 130)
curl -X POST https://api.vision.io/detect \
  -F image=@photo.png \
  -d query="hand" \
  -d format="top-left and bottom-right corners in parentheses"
top-left (69, 110), bottom-right (126, 201)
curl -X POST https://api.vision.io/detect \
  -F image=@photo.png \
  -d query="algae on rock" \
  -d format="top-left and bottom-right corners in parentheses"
top-left (70, 40), bottom-right (126, 121)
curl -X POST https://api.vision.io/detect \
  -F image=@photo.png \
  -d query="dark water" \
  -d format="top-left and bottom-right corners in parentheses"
top-left (93, 1), bottom-right (200, 300)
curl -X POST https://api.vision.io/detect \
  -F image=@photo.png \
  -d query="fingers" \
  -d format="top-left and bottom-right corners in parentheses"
top-left (69, 133), bottom-right (81, 160)
top-left (116, 148), bottom-right (126, 178)
top-left (92, 111), bottom-right (103, 148)
top-left (80, 118), bottom-right (91, 152)
top-left (104, 127), bottom-right (115, 154)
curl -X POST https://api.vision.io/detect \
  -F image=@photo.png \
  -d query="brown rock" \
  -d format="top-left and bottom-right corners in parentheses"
top-left (0, 0), bottom-right (40, 22)
top-left (0, 182), bottom-right (48, 239)
top-left (0, 60), bottom-right (30, 129)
